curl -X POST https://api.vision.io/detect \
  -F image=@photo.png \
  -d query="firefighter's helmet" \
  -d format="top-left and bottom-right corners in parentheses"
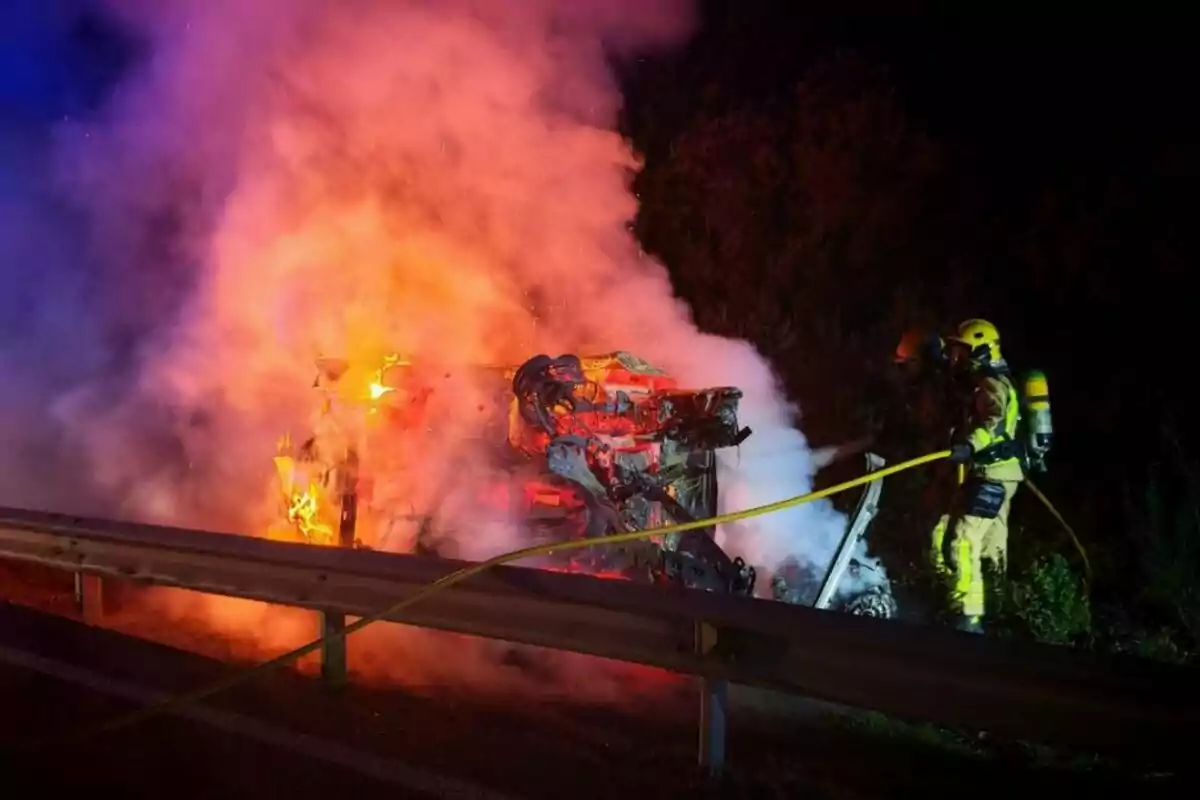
top-left (894, 329), bottom-right (925, 364)
top-left (946, 318), bottom-right (1002, 365)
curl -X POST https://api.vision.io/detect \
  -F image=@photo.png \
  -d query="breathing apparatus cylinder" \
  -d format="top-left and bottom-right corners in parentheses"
top-left (1021, 370), bottom-right (1053, 472)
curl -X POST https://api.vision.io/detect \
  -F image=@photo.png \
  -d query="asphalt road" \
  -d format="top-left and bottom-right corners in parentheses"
top-left (0, 599), bottom-right (734, 799)
top-left (0, 563), bottom-right (1185, 798)
top-left (0, 604), bottom-right (508, 798)
top-left (2, 665), bottom-right (434, 798)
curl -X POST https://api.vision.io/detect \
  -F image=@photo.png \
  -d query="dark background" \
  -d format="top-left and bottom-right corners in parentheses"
top-left (616, 2), bottom-right (1197, 645)
top-left (3, 1), bottom-right (1197, 651)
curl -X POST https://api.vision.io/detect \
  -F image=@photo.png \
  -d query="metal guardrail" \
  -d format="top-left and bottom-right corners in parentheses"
top-left (0, 502), bottom-right (1196, 770)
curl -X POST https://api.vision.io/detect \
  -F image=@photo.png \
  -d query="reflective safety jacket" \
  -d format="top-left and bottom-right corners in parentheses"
top-left (964, 371), bottom-right (1024, 482)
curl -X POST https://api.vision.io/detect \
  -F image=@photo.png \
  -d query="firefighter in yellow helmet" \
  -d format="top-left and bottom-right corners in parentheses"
top-left (930, 319), bottom-right (1024, 634)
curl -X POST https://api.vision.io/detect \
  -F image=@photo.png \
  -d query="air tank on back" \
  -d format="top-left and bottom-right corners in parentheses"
top-left (1021, 370), bottom-right (1053, 472)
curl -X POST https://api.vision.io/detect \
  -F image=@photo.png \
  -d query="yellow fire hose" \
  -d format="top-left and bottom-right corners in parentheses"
top-left (10, 448), bottom-right (1083, 751)
top-left (1026, 477), bottom-right (1093, 586)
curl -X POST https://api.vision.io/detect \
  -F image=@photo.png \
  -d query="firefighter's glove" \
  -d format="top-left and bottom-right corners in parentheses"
top-left (948, 443), bottom-right (973, 464)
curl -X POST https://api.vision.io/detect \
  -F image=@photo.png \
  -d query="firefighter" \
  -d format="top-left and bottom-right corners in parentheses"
top-left (879, 329), bottom-right (940, 433)
top-left (893, 329), bottom-right (947, 372)
top-left (930, 319), bottom-right (1024, 634)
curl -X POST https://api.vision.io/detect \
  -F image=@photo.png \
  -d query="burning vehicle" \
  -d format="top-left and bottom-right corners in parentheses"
top-left (268, 350), bottom-right (896, 615)
top-left (270, 351), bottom-right (757, 595)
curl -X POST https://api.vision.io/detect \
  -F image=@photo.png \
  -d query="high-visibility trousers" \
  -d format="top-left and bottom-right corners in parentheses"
top-left (930, 480), bottom-right (1020, 618)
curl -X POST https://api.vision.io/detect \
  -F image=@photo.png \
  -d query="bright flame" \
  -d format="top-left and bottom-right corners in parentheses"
top-left (368, 383), bottom-right (393, 401)
top-left (367, 353), bottom-right (408, 400)
top-left (286, 483), bottom-right (334, 544)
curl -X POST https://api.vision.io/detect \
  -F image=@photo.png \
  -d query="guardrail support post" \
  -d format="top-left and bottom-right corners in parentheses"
top-left (699, 675), bottom-right (728, 777)
top-left (695, 621), bottom-right (727, 777)
top-left (73, 572), bottom-right (104, 624)
top-left (320, 610), bottom-right (348, 687)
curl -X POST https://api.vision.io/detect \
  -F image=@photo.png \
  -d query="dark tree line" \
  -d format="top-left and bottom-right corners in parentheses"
top-left (622, 37), bottom-right (1199, 656)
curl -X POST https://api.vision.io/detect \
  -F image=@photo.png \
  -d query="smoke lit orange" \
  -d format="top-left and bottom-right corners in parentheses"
top-left (15, 0), bottom-right (867, 701)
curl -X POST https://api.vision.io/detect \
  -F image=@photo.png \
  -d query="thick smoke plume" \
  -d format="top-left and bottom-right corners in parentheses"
top-left (1, 0), bottom-right (884, 695)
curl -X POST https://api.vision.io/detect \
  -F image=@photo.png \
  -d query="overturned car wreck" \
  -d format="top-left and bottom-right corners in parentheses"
top-left (508, 352), bottom-right (755, 594)
top-left (269, 350), bottom-right (895, 614)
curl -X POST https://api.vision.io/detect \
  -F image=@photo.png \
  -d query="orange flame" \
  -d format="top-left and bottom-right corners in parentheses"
top-left (286, 483), bottom-right (334, 545)
top-left (367, 352), bottom-right (410, 403)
